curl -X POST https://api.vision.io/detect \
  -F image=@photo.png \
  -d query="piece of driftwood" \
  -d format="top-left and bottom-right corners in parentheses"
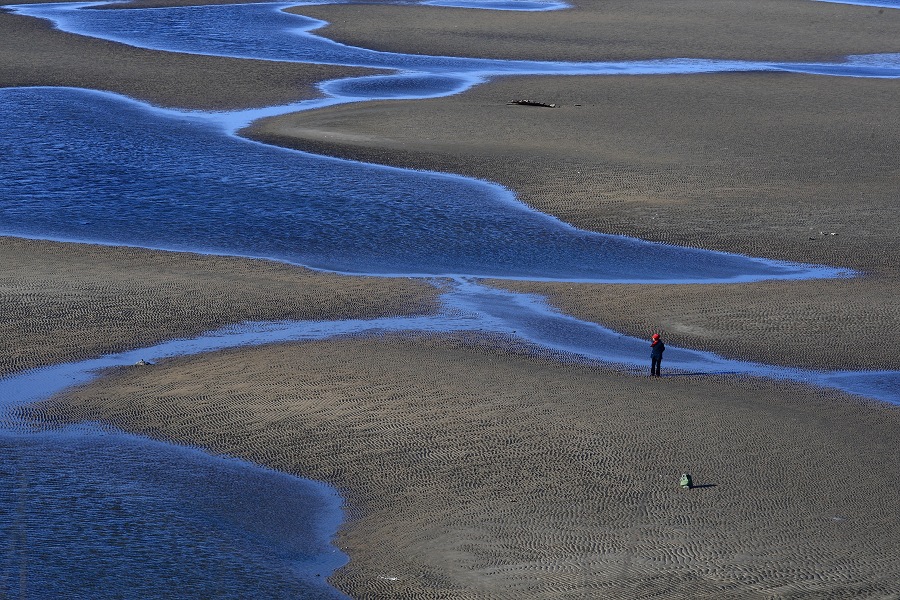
top-left (507, 99), bottom-right (557, 108)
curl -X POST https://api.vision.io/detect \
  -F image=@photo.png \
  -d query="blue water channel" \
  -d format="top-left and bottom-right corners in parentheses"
top-left (0, 427), bottom-right (349, 599)
top-left (12, 1), bottom-right (900, 79)
top-left (0, 86), bottom-right (847, 283)
top-left (1, 0), bottom-right (899, 597)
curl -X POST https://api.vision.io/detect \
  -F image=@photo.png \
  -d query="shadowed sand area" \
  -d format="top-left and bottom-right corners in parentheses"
top-left (247, 72), bottom-right (900, 372)
top-left (27, 335), bottom-right (900, 598)
top-left (292, 0), bottom-right (900, 62)
top-left (0, 237), bottom-right (437, 377)
top-left (0, 8), bottom-right (378, 110)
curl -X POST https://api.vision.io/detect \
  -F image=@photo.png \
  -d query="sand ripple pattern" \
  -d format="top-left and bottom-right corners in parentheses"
top-left (26, 335), bottom-right (900, 599)
top-left (0, 238), bottom-right (437, 378)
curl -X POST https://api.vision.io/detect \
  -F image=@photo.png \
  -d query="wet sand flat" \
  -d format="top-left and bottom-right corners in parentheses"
top-left (29, 335), bottom-right (900, 598)
top-left (292, 0), bottom-right (900, 62)
top-left (4, 0), bottom-right (900, 597)
top-left (248, 73), bottom-right (900, 272)
top-left (247, 72), bottom-right (900, 372)
top-left (490, 277), bottom-right (900, 372)
top-left (0, 237), bottom-right (437, 377)
top-left (0, 8), bottom-right (378, 110)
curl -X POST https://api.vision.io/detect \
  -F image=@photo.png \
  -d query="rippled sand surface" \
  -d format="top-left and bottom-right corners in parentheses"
top-left (3, 0), bottom-right (900, 596)
top-left (29, 336), bottom-right (900, 598)
top-left (0, 237), bottom-right (437, 377)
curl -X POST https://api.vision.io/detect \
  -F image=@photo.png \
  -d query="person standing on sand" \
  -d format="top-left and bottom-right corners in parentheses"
top-left (650, 333), bottom-right (665, 377)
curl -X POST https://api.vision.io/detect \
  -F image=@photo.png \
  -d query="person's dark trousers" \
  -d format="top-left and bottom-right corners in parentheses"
top-left (651, 357), bottom-right (661, 377)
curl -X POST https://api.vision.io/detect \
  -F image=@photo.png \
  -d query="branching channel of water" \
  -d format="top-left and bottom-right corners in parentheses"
top-left (1, 0), bottom-right (899, 596)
